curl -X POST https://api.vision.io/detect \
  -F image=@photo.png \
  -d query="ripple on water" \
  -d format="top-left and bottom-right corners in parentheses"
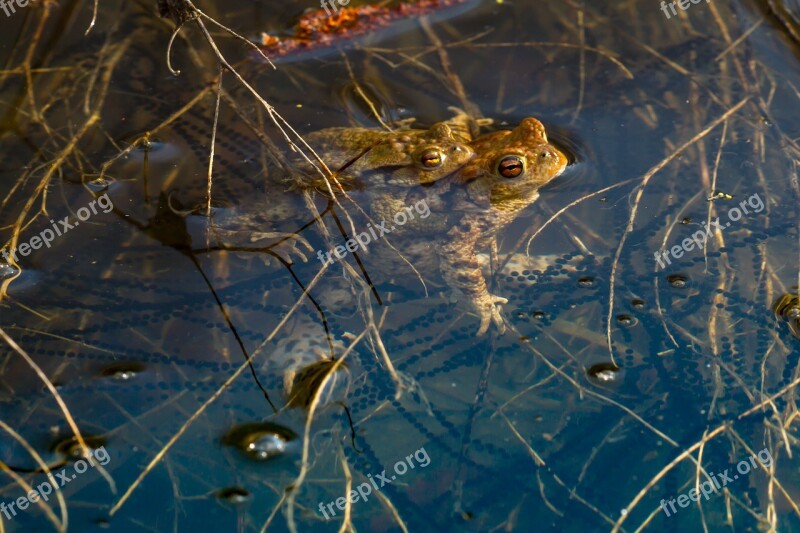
top-left (121, 137), bottom-right (181, 163)
top-left (52, 435), bottom-right (107, 461)
top-left (222, 422), bottom-right (298, 461)
top-left (86, 177), bottom-right (112, 193)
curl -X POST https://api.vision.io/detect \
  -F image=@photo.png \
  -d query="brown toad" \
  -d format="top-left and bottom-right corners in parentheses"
top-left (295, 113), bottom-right (475, 190)
top-left (204, 115), bottom-right (475, 268)
top-left (363, 117), bottom-right (568, 335)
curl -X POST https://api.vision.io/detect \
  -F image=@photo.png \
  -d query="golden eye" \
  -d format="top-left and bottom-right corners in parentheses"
top-left (497, 155), bottom-right (524, 178)
top-left (419, 149), bottom-right (443, 169)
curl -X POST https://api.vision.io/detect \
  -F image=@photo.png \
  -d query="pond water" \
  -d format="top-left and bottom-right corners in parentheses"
top-left (0, 0), bottom-right (799, 531)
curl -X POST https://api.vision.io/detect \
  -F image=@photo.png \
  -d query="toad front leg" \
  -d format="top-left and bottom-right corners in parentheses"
top-left (439, 219), bottom-right (507, 335)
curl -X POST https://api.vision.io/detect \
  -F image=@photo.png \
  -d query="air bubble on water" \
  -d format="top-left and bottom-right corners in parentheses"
top-left (246, 433), bottom-right (286, 459)
top-left (123, 136), bottom-right (179, 162)
top-left (100, 362), bottom-right (145, 381)
top-left (616, 314), bottom-right (636, 327)
top-left (587, 362), bottom-right (621, 383)
top-left (87, 177), bottom-right (111, 192)
top-left (0, 262), bottom-right (19, 279)
top-left (52, 435), bottom-right (107, 461)
top-left (222, 422), bottom-right (297, 461)
top-left (217, 487), bottom-right (252, 506)
top-left (666, 274), bottom-right (689, 288)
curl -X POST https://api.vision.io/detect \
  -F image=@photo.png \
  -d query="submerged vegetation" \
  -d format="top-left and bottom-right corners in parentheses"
top-left (0, 0), bottom-right (799, 531)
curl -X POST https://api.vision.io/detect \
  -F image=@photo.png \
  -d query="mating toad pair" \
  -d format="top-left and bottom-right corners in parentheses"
top-left (294, 112), bottom-right (569, 335)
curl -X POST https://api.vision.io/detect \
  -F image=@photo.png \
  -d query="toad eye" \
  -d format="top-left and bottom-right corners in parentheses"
top-left (419, 149), bottom-right (443, 169)
top-left (497, 155), bottom-right (525, 178)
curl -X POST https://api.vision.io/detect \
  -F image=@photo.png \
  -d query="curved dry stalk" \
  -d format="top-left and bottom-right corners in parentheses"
top-left (98, 86), bottom-right (213, 181)
top-left (498, 405), bottom-right (619, 528)
top-left (524, 177), bottom-right (639, 257)
top-left (0, 419), bottom-right (67, 531)
top-left (569, 4), bottom-right (586, 124)
top-left (652, 187), bottom-right (704, 350)
top-left (449, 41), bottom-right (634, 79)
top-left (206, 65), bottom-right (223, 216)
top-left (336, 446), bottom-right (355, 533)
top-left (605, 97), bottom-right (750, 366)
top-left (491, 363), bottom-right (566, 414)
top-left (740, 373), bottom-right (800, 420)
top-left (281, 329), bottom-right (363, 532)
top-left (85, 0), bottom-right (99, 35)
top-left (726, 428), bottom-right (800, 519)
top-left (0, 38), bottom-right (129, 300)
top-left (611, 423), bottom-right (728, 533)
top-left (497, 408), bottom-right (545, 466)
top-left (0, 328), bottom-right (90, 468)
top-left (509, 322), bottom-right (679, 446)
top-left (3, 326), bottom-right (116, 354)
top-left (109, 262), bottom-right (330, 517)
top-left (194, 7), bottom-right (275, 68)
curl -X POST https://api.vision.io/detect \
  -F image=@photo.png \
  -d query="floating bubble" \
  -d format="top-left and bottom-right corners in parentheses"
top-left (217, 486), bottom-right (252, 506)
top-left (666, 274), bottom-right (689, 288)
top-left (222, 422), bottom-right (297, 461)
top-left (587, 362), bottom-right (621, 383)
top-left (121, 136), bottom-right (180, 163)
top-left (0, 262), bottom-right (19, 279)
top-left (86, 177), bottom-right (111, 192)
top-left (52, 435), bottom-right (107, 461)
top-left (100, 362), bottom-right (145, 381)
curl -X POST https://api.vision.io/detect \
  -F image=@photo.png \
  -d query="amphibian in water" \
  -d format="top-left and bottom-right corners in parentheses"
top-left (218, 115), bottom-right (567, 338)
top-left (294, 112), bottom-right (475, 189)
top-left (365, 117), bottom-right (569, 335)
